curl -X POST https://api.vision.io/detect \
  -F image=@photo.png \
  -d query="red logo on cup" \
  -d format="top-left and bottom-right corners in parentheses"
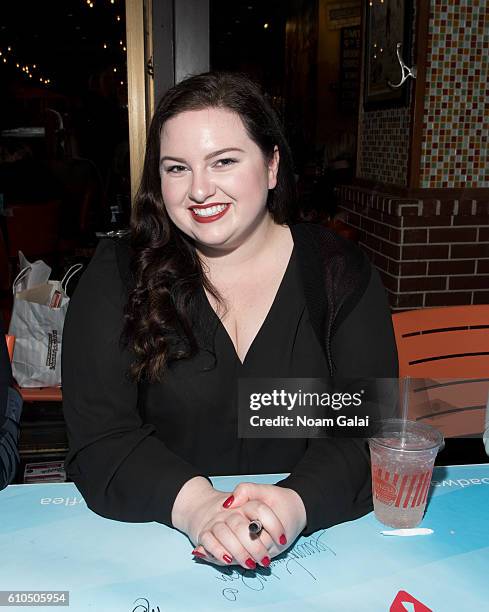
top-left (374, 476), bottom-right (397, 505)
top-left (390, 590), bottom-right (432, 611)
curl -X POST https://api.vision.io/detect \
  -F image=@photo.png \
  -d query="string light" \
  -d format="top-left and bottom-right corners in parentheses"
top-left (264, 23), bottom-right (269, 29)
top-left (2, 2), bottom-right (127, 88)
top-left (0, 48), bottom-right (51, 85)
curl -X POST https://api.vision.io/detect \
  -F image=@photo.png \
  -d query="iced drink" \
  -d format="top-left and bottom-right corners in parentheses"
top-left (368, 419), bottom-right (443, 528)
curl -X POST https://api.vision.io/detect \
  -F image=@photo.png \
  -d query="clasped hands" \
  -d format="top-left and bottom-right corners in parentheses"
top-left (171, 477), bottom-right (307, 570)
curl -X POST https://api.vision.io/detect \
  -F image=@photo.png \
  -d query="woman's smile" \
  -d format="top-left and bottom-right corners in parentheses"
top-left (189, 202), bottom-right (231, 223)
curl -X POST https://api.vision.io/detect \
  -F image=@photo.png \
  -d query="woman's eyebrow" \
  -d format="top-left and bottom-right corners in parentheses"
top-left (160, 147), bottom-right (245, 165)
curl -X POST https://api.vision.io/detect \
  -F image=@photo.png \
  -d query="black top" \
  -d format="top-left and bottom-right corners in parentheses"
top-left (62, 224), bottom-right (398, 535)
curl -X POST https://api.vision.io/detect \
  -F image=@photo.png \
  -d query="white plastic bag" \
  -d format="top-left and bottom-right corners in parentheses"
top-left (8, 259), bottom-right (83, 387)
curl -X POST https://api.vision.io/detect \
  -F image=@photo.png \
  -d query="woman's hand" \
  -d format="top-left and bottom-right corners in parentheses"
top-left (223, 483), bottom-right (307, 552)
top-left (171, 477), bottom-right (287, 569)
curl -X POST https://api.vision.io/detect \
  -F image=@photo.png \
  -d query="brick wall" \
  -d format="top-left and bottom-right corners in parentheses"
top-left (338, 185), bottom-right (489, 309)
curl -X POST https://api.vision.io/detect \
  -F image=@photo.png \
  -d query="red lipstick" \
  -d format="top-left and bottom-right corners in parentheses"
top-left (189, 203), bottom-right (230, 224)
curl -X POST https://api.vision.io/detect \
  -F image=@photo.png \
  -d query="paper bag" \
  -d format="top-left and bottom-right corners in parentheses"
top-left (8, 261), bottom-right (83, 387)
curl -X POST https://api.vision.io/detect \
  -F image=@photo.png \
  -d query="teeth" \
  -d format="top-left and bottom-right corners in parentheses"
top-left (192, 204), bottom-right (228, 217)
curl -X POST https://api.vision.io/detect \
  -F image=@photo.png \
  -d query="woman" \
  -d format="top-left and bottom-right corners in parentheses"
top-left (62, 72), bottom-right (398, 569)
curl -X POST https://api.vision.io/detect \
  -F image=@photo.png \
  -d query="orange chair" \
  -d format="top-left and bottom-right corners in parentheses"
top-left (5, 334), bottom-right (15, 362)
top-left (4, 334), bottom-right (62, 402)
top-left (392, 305), bottom-right (489, 438)
top-left (18, 387), bottom-right (62, 402)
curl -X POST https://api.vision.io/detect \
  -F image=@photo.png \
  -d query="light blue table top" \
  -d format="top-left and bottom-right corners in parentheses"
top-left (1, 464), bottom-right (488, 611)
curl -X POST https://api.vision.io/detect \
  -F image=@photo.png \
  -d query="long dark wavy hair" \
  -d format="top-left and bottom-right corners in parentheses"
top-left (123, 71), bottom-right (297, 382)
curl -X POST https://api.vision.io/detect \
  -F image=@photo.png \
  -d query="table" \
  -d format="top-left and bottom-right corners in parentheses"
top-left (1, 464), bottom-right (488, 611)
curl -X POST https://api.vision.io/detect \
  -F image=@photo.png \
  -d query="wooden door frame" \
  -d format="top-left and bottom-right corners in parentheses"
top-left (125, 0), bottom-right (209, 203)
top-left (125, 0), bottom-right (151, 203)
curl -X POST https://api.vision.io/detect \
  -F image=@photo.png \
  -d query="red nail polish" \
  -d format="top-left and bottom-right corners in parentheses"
top-left (223, 554), bottom-right (233, 564)
top-left (279, 534), bottom-right (287, 545)
top-left (222, 495), bottom-right (235, 508)
top-left (261, 556), bottom-right (271, 567)
top-left (245, 558), bottom-right (257, 570)
top-left (192, 549), bottom-right (206, 558)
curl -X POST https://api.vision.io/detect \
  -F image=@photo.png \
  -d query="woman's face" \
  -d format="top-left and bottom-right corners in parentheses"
top-left (159, 107), bottom-right (279, 252)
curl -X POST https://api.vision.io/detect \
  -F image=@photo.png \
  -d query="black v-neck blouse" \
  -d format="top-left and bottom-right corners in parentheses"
top-left (62, 229), bottom-right (398, 534)
top-left (145, 247), bottom-right (327, 479)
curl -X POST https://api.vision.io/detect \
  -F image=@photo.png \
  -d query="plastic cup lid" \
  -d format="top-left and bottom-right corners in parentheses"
top-left (368, 418), bottom-right (444, 452)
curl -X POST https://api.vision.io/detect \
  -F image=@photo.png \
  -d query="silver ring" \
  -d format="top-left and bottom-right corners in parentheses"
top-left (249, 520), bottom-right (263, 535)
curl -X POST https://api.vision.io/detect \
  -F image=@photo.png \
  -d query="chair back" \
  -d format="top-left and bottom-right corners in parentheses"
top-left (392, 305), bottom-right (489, 438)
top-left (4, 334), bottom-right (15, 363)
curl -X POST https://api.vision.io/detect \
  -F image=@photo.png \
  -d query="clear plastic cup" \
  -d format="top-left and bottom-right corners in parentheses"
top-left (368, 419), bottom-right (444, 528)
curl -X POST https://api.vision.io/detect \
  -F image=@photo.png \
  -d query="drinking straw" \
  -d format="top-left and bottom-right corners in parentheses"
top-left (400, 376), bottom-right (410, 448)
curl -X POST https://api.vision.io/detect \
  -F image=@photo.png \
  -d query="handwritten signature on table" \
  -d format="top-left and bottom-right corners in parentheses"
top-left (132, 598), bottom-right (161, 612)
top-left (130, 530), bottom-right (336, 610)
top-left (215, 530), bottom-right (336, 603)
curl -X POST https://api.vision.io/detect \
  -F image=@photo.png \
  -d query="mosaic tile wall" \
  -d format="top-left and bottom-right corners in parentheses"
top-left (420, 0), bottom-right (489, 188)
top-left (357, 106), bottom-right (411, 187)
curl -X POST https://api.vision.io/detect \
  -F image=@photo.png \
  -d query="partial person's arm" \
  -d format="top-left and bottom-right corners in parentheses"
top-left (275, 266), bottom-right (399, 534)
top-left (0, 318), bottom-right (10, 425)
top-left (0, 318), bottom-right (22, 490)
top-left (62, 240), bottom-right (208, 524)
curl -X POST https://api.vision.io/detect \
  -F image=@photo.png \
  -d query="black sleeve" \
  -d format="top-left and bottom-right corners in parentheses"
top-left (1, 318), bottom-right (21, 490)
top-left (276, 266), bottom-right (399, 534)
top-left (62, 240), bottom-right (208, 524)
top-left (0, 316), bottom-right (11, 426)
